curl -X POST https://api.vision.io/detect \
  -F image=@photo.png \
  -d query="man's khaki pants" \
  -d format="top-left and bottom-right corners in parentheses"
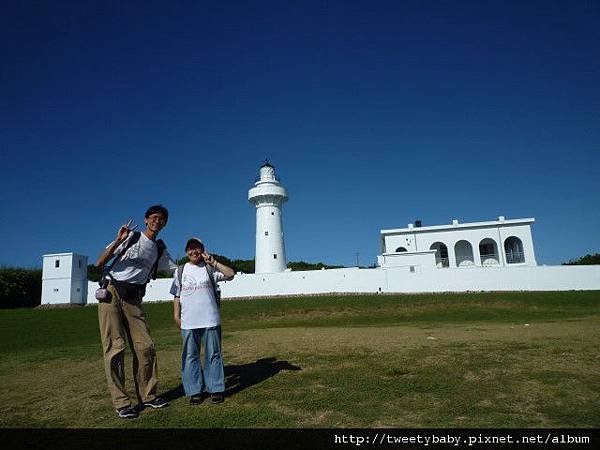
top-left (98, 283), bottom-right (158, 409)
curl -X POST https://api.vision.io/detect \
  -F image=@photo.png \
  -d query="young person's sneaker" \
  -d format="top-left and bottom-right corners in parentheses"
top-left (190, 394), bottom-right (204, 405)
top-left (116, 405), bottom-right (139, 419)
top-left (210, 393), bottom-right (224, 404)
top-left (143, 397), bottom-right (169, 409)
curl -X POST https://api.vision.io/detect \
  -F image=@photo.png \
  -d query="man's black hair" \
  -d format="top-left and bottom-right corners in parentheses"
top-left (145, 204), bottom-right (169, 223)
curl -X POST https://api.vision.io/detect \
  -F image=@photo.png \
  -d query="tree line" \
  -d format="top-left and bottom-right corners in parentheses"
top-left (562, 253), bottom-right (600, 265)
top-left (88, 255), bottom-right (344, 282)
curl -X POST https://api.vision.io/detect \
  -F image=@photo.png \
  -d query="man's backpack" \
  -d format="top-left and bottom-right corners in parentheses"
top-left (102, 231), bottom-right (166, 284)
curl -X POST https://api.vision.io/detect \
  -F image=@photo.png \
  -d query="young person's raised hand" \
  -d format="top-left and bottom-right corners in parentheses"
top-left (202, 252), bottom-right (216, 267)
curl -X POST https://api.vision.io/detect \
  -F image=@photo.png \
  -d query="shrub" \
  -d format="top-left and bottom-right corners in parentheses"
top-left (0, 268), bottom-right (42, 309)
top-left (563, 253), bottom-right (600, 265)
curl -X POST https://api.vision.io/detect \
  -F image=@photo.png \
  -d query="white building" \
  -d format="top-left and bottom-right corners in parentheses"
top-left (248, 162), bottom-right (288, 273)
top-left (378, 216), bottom-right (536, 270)
top-left (41, 253), bottom-right (88, 305)
top-left (42, 164), bottom-right (600, 305)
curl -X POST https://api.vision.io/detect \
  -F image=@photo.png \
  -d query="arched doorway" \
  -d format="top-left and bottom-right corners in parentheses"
top-left (454, 240), bottom-right (474, 267)
top-left (430, 242), bottom-right (449, 268)
top-left (395, 247), bottom-right (407, 252)
top-left (479, 238), bottom-right (499, 265)
top-left (504, 237), bottom-right (525, 264)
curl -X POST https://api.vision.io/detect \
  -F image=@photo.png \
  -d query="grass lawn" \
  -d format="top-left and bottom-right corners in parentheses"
top-left (0, 291), bottom-right (599, 428)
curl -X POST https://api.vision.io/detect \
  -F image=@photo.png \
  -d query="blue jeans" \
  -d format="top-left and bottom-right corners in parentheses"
top-left (181, 327), bottom-right (225, 396)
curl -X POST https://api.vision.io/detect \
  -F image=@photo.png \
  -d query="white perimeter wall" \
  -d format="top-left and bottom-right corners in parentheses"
top-left (85, 265), bottom-right (600, 304)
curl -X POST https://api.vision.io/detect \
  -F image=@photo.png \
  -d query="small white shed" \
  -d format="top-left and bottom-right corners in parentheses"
top-left (41, 253), bottom-right (88, 305)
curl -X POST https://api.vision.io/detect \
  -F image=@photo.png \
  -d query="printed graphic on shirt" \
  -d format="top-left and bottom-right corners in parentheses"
top-left (181, 273), bottom-right (211, 293)
top-left (170, 262), bottom-right (223, 329)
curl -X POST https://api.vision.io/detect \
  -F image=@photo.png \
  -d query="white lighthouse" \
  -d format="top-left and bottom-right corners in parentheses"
top-left (248, 162), bottom-right (288, 273)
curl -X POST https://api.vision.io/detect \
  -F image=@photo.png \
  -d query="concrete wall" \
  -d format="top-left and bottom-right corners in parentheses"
top-left (377, 251), bottom-right (437, 268)
top-left (383, 265), bottom-right (600, 293)
top-left (86, 264), bottom-right (600, 304)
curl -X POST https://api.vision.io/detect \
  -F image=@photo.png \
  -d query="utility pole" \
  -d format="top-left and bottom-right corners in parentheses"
top-left (355, 252), bottom-right (360, 267)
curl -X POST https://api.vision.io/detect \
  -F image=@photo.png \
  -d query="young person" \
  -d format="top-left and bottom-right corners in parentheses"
top-left (96, 205), bottom-right (177, 419)
top-left (170, 238), bottom-right (235, 405)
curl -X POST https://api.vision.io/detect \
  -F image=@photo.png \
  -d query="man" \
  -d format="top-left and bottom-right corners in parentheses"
top-left (171, 238), bottom-right (235, 405)
top-left (96, 204), bottom-right (176, 419)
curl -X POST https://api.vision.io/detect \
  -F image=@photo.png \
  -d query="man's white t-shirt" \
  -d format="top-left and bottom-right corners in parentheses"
top-left (107, 232), bottom-right (176, 284)
top-left (170, 262), bottom-right (225, 329)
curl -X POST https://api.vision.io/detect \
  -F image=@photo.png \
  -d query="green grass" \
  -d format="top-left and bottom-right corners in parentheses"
top-left (1, 292), bottom-right (599, 428)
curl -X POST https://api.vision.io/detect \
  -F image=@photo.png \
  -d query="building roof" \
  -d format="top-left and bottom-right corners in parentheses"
top-left (42, 252), bottom-right (85, 258)
top-left (381, 217), bottom-right (535, 235)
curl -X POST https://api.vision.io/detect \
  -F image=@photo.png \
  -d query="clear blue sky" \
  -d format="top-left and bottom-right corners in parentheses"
top-left (1, 0), bottom-right (599, 268)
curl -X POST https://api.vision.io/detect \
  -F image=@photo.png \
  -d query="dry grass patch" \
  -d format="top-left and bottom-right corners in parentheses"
top-left (1, 293), bottom-right (599, 427)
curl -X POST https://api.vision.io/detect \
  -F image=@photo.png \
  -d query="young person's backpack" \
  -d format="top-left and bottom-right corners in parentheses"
top-left (176, 261), bottom-right (221, 307)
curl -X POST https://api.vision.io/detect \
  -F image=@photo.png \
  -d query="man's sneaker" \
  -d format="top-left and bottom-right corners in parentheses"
top-left (190, 393), bottom-right (204, 405)
top-left (210, 393), bottom-right (224, 404)
top-left (143, 397), bottom-right (169, 409)
top-left (116, 405), bottom-right (139, 419)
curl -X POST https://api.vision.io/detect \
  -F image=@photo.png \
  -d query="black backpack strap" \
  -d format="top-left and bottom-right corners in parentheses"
top-left (101, 231), bottom-right (141, 284)
top-left (148, 239), bottom-right (167, 282)
top-left (205, 263), bottom-right (221, 307)
top-left (176, 263), bottom-right (184, 292)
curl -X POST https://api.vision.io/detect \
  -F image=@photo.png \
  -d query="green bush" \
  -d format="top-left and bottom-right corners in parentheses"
top-left (0, 268), bottom-right (42, 309)
top-left (287, 260), bottom-right (345, 271)
top-left (87, 264), bottom-right (102, 282)
top-left (563, 253), bottom-right (600, 265)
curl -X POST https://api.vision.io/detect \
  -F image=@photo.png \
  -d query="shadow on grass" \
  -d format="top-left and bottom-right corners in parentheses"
top-left (159, 357), bottom-right (302, 402)
top-left (225, 357), bottom-right (302, 397)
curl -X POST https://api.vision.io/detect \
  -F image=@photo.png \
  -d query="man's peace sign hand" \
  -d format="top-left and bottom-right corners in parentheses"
top-left (116, 219), bottom-right (138, 243)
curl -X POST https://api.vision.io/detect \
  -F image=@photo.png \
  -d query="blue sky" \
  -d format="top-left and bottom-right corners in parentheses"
top-left (1, 0), bottom-right (599, 268)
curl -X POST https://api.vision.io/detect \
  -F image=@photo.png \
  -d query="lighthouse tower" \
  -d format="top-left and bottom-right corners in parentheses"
top-left (248, 162), bottom-right (288, 273)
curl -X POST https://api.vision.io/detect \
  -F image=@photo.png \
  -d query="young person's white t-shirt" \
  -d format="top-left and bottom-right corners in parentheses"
top-left (107, 231), bottom-right (176, 284)
top-left (170, 262), bottom-right (225, 329)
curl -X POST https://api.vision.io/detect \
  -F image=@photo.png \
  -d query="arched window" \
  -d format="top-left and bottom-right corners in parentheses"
top-left (429, 242), bottom-right (449, 268)
top-left (454, 240), bottom-right (474, 267)
top-left (479, 238), bottom-right (499, 266)
top-left (395, 247), bottom-right (408, 253)
top-left (504, 237), bottom-right (524, 264)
